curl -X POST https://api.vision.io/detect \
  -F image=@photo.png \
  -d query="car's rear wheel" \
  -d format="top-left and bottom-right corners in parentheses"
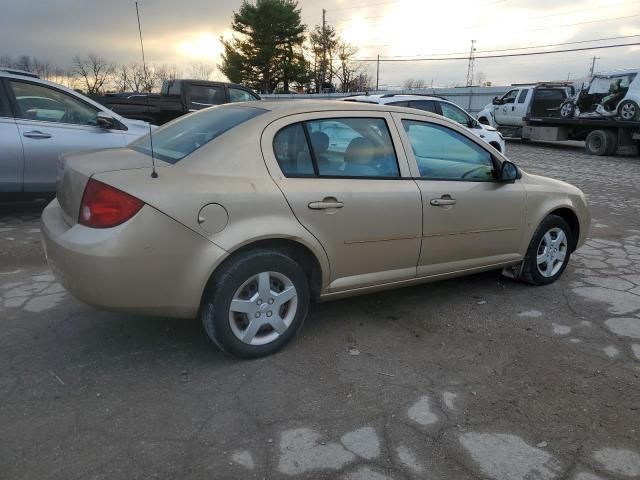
top-left (201, 250), bottom-right (309, 358)
top-left (521, 215), bottom-right (572, 286)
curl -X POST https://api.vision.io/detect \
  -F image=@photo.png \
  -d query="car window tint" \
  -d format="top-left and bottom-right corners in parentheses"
top-left (9, 80), bottom-right (99, 126)
top-left (388, 101), bottom-right (410, 107)
top-left (273, 123), bottom-right (315, 176)
top-left (409, 100), bottom-right (437, 113)
top-left (229, 87), bottom-right (258, 103)
top-left (517, 89), bottom-right (529, 104)
top-left (439, 102), bottom-right (470, 125)
top-left (306, 118), bottom-right (399, 178)
top-left (402, 120), bottom-right (494, 181)
top-left (188, 85), bottom-right (225, 109)
top-left (130, 105), bottom-right (267, 164)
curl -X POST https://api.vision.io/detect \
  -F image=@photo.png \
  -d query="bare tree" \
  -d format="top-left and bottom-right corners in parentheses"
top-left (333, 42), bottom-right (360, 93)
top-left (403, 78), bottom-right (426, 90)
top-left (186, 62), bottom-right (215, 80)
top-left (154, 63), bottom-right (181, 85)
top-left (475, 71), bottom-right (487, 86)
top-left (71, 54), bottom-right (115, 95)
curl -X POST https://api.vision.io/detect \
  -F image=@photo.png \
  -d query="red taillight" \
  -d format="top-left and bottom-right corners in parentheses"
top-left (78, 179), bottom-right (144, 228)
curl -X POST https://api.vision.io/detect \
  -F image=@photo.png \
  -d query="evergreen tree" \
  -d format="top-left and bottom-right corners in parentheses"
top-left (220, 0), bottom-right (307, 93)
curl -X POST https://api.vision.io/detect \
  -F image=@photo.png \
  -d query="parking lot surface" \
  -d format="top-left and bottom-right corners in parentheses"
top-left (1, 141), bottom-right (640, 480)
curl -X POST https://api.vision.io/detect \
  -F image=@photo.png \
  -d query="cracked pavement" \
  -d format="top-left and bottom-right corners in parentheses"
top-left (1, 141), bottom-right (640, 479)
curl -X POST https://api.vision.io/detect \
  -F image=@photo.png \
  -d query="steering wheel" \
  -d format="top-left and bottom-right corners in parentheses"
top-left (461, 165), bottom-right (489, 179)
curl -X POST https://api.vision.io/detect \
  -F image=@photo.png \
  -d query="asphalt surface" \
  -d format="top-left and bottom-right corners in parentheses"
top-left (1, 141), bottom-right (640, 480)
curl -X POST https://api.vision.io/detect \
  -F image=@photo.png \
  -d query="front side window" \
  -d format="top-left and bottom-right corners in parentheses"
top-left (188, 85), bottom-right (225, 109)
top-left (402, 120), bottom-right (494, 181)
top-left (273, 117), bottom-right (400, 178)
top-left (130, 105), bottom-right (266, 164)
top-left (517, 89), bottom-right (529, 104)
top-left (229, 87), bottom-right (258, 103)
top-left (9, 80), bottom-right (99, 125)
top-left (439, 102), bottom-right (471, 126)
top-left (502, 89), bottom-right (518, 104)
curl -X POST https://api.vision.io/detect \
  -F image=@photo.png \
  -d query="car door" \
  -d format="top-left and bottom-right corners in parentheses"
top-left (512, 88), bottom-right (530, 121)
top-left (393, 112), bottom-right (526, 277)
top-left (261, 111), bottom-right (422, 291)
top-left (0, 79), bottom-right (24, 192)
top-left (6, 79), bottom-right (128, 192)
top-left (493, 89), bottom-right (519, 126)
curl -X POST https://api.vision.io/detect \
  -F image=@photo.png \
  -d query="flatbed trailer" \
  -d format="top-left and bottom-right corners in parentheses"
top-left (524, 116), bottom-right (640, 156)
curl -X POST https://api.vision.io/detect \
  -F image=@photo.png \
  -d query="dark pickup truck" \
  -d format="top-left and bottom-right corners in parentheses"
top-left (92, 79), bottom-right (261, 125)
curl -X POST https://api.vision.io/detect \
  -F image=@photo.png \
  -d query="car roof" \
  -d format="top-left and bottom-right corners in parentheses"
top-left (255, 99), bottom-right (442, 119)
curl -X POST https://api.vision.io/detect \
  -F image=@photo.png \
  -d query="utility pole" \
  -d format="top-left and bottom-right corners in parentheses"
top-left (589, 56), bottom-right (600, 76)
top-left (376, 54), bottom-right (380, 91)
top-left (321, 8), bottom-right (326, 93)
top-left (465, 40), bottom-right (476, 87)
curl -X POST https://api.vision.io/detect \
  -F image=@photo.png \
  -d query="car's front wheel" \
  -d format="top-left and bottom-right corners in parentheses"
top-left (521, 215), bottom-right (572, 285)
top-left (201, 250), bottom-right (309, 358)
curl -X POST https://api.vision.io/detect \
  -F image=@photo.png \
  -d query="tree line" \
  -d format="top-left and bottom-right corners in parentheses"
top-left (0, 53), bottom-right (216, 95)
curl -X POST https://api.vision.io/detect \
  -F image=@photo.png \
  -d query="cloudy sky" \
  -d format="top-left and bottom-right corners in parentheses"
top-left (1, 0), bottom-right (639, 87)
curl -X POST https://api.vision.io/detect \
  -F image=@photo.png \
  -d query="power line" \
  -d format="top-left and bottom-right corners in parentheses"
top-left (354, 41), bottom-right (640, 62)
top-left (355, 13), bottom-right (640, 49)
top-left (327, 0), bottom-right (506, 13)
top-left (330, 0), bottom-right (638, 26)
top-left (357, 34), bottom-right (640, 59)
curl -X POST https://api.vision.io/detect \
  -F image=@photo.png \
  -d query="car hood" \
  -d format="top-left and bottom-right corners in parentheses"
top-left (121, 117), bottom-right (156, 138)
top-left (521, 172), bottom-right (583, 196)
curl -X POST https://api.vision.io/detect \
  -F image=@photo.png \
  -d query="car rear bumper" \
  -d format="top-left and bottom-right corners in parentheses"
top-left (41, 198), bottom-right (226, 318)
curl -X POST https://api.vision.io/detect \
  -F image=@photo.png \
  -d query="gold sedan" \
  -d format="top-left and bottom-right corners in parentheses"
top-left (41, 101), bottom-right (590, 358)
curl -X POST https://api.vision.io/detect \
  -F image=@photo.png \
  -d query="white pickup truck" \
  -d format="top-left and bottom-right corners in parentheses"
top-left (477, 83), bottom-right (573, 138)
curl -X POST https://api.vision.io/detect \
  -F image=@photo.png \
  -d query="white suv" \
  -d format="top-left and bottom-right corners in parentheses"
top-left (343, 94), bottom-right (506, 153)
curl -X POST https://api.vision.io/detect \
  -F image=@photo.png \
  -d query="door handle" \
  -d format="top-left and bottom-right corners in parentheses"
top-left (23, 130), bottom-right (52, 139)
top-left (511, 106), bottom-right (515, 111)
top-left (430, 196), bottom-right (456, 206)
top-left (308, 199), bottom-right (344, 210)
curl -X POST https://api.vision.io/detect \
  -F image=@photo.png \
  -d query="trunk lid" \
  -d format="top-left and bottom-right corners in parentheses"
top-left (57, 148), bottom-right (158, 226)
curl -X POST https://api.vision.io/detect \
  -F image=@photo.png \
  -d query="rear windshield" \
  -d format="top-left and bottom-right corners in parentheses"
top-left (130, 105), bottom-right (267, 164)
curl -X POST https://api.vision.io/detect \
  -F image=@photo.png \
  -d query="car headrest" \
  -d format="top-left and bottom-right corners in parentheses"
top-left (344, 137), bottom-right (374, 164)
top-left (309, 131), bottom-right (329, 154)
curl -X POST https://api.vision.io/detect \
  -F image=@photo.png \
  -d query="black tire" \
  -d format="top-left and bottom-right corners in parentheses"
top-left (618, 100), bottom-right (639, 121)
top-left (521, 215), bottom-right (573, 286)
top-left (585, 130), bottom-right (609, 156)
top-left (604, 130), bottom-right (617, 156)
top-left (201, 249), bottom-right (310, 358)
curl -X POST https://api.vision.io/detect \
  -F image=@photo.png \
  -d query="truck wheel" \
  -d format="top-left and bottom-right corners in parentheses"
top-left (618, 100), bottom-right (639, 121)
top-left (585, 130), bottom-right (610, 156)
top-left (604, 130), bottom-right (617, 155)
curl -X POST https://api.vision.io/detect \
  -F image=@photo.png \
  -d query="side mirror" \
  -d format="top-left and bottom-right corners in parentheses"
top-left (499, 160), bottom-right (519, 182)
top-left (467, 118), bottom-right (479, 129)
top-left (492, 96), bottom-right (500, 105)
top-left (96, 112), bottom-right (117, 130)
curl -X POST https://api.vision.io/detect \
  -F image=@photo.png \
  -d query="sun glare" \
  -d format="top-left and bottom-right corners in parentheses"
top-left (177, 32), bottom-right (223, 60)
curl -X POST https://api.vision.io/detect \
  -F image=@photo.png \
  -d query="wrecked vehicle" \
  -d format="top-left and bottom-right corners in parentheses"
top-left (560, 69), bottom-right (639, 121)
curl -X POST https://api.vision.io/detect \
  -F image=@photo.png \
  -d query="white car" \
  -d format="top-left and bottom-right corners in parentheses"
top-left (560, 69), bottom-right (640, 121)
top-left (343, 94), bottom-right (506, 153)
top-left (0, 68), bottom-right (152, 195)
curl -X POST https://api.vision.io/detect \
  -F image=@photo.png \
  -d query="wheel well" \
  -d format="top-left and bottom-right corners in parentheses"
top-left (489, 141), bottom-right (501, 152)
top-left (206, 239), bottom-right (324, 303)
top-left (478, 117), bottom-right (489, 125)
top-left (549, 208), bottom-right (580, 251)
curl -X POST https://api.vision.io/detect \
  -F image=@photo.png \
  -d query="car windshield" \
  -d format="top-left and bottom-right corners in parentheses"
top-left (130, 105), bottom-right (267, 164)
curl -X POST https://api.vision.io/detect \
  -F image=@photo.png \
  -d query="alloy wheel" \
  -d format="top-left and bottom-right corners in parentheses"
top-left (620, 102), bottom-right (637, 120)
top-left (536, 227), bottom-right (568, 278)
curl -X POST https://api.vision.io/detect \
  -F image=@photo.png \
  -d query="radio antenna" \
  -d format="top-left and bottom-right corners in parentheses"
top-left (135, 1), bottom-right (158, 178)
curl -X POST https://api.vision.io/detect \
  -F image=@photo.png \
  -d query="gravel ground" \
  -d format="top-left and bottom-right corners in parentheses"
top-left (1, 141), bottom-right (639, 480)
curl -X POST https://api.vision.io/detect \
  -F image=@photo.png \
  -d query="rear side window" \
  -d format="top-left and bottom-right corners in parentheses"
top-left (273, 117), bottom-right (400, 179)
top-left (188, 84), bottom-right (225, 109)
top-left (517, 89), bottom-right (529, 104)
top-left (130, 105), bottom-right (267, 164)
top-left (409, 100), bottom-right (437, 113)
top-left (229, 87), bottom-right (258, 103)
